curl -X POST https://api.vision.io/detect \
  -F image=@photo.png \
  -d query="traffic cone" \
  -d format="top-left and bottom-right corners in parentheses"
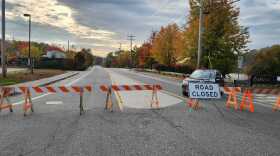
top-left (240, 90), bottom-right (254, 113)
top-left (21, 87), bottom-right (34, 116)
top-left (151, 85), bottom-right (159, 109)
top-left (226, 88), bottom-right (239, 110)
top-left (272, 96), bottom-right (280, 112)
top-left (0, 88), bottom-right (13, 113)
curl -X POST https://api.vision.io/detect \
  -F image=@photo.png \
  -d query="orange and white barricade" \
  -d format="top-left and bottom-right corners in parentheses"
top-left (273, 96), bottom-right (280, 112)
top-left (0, 87), bottom-right (14, 113)
top-left (18, 85), bottom-right (92, 116)
top-left (250, 87), bottom-right (280, 112)
top-left (240, 89), bottom-right (254, 113)
top-left (99, 84), bottom-right (162, 111)
top-left (224, 87), bottom-right (241, 110)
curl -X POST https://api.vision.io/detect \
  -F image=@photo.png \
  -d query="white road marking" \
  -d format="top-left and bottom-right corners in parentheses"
top-left (13, 93), bottom-right (52, 105)
top-left (46, 101), bottom-right (63, 105)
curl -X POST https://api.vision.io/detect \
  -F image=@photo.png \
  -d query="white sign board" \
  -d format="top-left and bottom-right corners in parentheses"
top-left (277, 76), bottom-right (280, 82)
top-left (188, 82), bottom-right (221, 99)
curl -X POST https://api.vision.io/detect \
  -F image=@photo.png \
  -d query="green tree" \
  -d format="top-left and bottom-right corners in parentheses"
top-left (20, 46), bottom-right (42, 59)
top-left (246, 45), bottom-right (280, 75)
top-left (184, 0), bottom-right (249, 74)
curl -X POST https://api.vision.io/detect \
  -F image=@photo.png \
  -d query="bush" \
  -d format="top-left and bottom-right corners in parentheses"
top-left (35, 58), bottom-right (75, 70)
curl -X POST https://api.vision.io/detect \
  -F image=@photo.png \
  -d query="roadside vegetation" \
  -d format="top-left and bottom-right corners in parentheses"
top-left (0, 69), bottom-right (65, 86)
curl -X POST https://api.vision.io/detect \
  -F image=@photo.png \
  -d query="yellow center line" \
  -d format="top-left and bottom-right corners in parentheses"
top-left (105, 69), bottom-right (124, 111)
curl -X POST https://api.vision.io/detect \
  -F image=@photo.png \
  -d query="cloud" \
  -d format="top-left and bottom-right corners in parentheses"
top-left (6, 0), bottom-right (115, 41)
top-left (238, 0), bottom-right (280, 49)
top-left (6, 0), bottom-right (279, 56)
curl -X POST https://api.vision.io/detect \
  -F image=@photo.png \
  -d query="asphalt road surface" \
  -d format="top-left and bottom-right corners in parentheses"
top-left (1, 66), bottom-right (280, 156)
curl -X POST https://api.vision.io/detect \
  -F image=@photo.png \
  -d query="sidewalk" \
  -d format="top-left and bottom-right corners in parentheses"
top-left (0, 67), bottom-right (27, 74)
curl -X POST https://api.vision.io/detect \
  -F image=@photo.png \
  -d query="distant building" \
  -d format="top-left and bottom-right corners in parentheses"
top-left (42, 50), bottom-right (66, 59)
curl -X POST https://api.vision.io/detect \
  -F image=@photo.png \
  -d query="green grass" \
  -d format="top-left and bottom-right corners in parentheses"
top-left (0, 69), bottom-right (65, 86)
top-left (0, 79), bottom-right (20, 86)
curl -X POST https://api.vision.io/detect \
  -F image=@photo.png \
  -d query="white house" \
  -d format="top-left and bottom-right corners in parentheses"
top-left (43, 50), bottom-right (66, 59)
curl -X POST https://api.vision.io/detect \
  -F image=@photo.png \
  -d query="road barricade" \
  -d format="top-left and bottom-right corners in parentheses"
top-left (224, 87), bottom-right (241, 110)
top-left (240, 89), bottom-right (254, 113)
top-left (224, 87), bottom-right (280, 112)
top-left (0, 87), bottom-right (14, 113)
top-left (273, 96), bottom-right (280, 112)
top-left (1, 85), bottom-right (92, 116)
top-left (99, 84), bottom-right (162, 111)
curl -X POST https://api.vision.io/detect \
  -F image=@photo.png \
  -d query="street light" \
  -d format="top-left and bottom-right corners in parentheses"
top-left (23, 13), bottom-right (33, 74)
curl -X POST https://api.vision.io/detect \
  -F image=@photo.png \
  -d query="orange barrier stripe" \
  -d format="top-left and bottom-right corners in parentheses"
top-left (59, 86), bottom-right (70, 93)
top-left (144, 85), bottom-right (153, 90)
top-left (155, 85), bottom-right (162, 90)
top-left (85, 86), bottom-right (92, 92)
top-left (72, 86), bottom-right (81, 93)
top-left (46, 86), bottom-right (56, 93)
top-left (133, 85), bottom-right (142, 90)
top-left (19, 87), bottom-right (28, 93)
top-left (33, 87), bottom-right (44, 93)
top-left (112, 85), bottom-right (120, 91)
top-left (100, 85), bottom-right (108, 92)
top-left (122, 85), bottom-right (132, 91)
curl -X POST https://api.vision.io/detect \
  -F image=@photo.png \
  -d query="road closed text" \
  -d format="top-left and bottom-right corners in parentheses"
top-left (188, 82), bottom-right (221, 99)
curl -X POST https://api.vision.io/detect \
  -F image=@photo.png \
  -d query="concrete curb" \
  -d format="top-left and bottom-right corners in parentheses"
top-left (134, 68), bottom-right (188, 79)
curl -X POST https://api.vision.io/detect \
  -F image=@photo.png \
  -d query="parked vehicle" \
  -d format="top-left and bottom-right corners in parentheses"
top-left (182, 69), bottom-right (224, 97)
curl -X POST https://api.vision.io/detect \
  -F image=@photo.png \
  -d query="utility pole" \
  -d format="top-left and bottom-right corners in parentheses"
top-left (67, 40), bottom-right (70, 53)
top-left (1, 0), bottom-right (7, 78)
top-left (197, 0), bottom-right (203, 69)
top-left (127, 34), bottom-right (135, 68)
top-left (23, 13), bottom-right (33, 74)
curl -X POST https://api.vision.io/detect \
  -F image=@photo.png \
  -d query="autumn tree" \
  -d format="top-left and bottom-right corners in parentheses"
top-left (151, 23), bottom-right (184, 67)
top-left (184, 0), bottom-right (249, 74)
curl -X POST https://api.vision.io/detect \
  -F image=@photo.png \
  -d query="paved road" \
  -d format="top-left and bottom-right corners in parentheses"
top-left (1, 66), bottom-right (280, 156)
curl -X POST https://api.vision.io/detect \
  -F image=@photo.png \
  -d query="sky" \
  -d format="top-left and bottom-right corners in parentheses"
top-left (1, 0), bottom-right (280, 57)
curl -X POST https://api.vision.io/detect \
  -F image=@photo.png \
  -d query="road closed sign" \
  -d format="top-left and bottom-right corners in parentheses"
top-left (188, 82), bottom-right (221, 99)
